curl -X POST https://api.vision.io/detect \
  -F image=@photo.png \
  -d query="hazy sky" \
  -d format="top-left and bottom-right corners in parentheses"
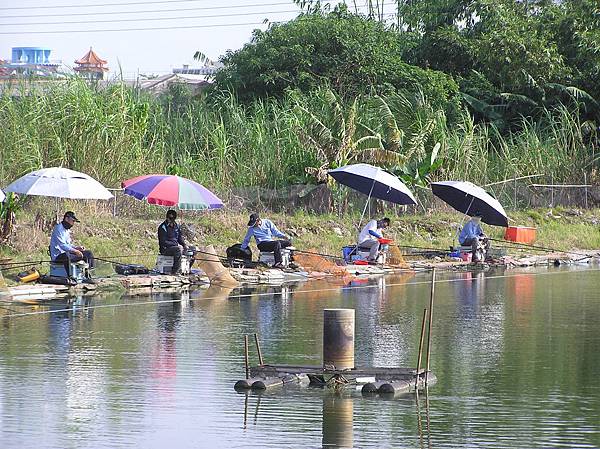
top-left (0, 0), bottom-right (310, 78)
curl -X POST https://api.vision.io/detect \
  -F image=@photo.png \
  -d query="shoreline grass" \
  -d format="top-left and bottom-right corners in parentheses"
top-left (1, 80), bottom-right (597, 193)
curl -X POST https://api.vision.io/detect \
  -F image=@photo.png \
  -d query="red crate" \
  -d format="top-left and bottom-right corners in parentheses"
top-left (504, 226), bottom-right (537, 244)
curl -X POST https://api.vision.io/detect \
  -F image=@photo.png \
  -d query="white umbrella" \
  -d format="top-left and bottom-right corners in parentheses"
top-left (5, 167), bottom-right (113, 200)
top-left (0, 189), bottom-right (5, 203)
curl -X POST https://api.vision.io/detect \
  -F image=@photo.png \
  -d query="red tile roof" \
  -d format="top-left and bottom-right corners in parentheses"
top-left (74, 47), bottom-right (108, 67)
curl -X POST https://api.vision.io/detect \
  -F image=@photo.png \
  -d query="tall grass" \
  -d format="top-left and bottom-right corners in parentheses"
top-left (0, 78), bottom-right (596, 192)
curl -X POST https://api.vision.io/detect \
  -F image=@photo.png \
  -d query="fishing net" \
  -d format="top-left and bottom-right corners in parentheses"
top-left (293, 252), bottom-right (349, 276)
top-left (194, 245), bottom-right (239, 287)
top-left (387, 246), bottom-right (410, 269)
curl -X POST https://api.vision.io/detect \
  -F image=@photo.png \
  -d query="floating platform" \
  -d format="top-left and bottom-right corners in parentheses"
top-left (0, 283), bottom-right (96, 304)
top-left (236, 364), bottom-right (436, 396)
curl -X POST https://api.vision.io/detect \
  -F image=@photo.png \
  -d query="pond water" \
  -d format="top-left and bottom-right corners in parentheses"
top-left (1, 266), bottom-right (599, 449)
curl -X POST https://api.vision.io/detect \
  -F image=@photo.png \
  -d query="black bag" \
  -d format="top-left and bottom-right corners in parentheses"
top-left (114, 264), bottom-right (149, 276)
top-left (226, 243), bottom-right (252, 261)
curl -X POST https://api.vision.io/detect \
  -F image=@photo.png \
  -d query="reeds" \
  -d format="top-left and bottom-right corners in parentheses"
top-left (0, 79), bottom-right (596, 192)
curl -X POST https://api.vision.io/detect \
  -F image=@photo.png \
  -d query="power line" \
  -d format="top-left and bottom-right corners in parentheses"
top-left (0, 1), bottom-right (295, 19)
top-left (0, 0), bottom-right (256, 11)
top-left (0, 8), bottom-right (301, 27)
top-left (0, 20), bottom-right (286, 34)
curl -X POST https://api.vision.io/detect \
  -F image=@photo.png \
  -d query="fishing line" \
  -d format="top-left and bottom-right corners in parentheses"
top-left (488, 238), bottom-right (594, 258)
top-left (4, 266), bottom-right (599, 319)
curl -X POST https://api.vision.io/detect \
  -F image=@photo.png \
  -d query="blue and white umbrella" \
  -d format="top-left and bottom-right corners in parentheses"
top-left (0, 189), bottom-right (5, 203)
top-left (431, 180), bottom-right (508, 227)
top-left (5, 167), bottom-right (113, 200)
top-left (328, 163), bottom-right (417, 205)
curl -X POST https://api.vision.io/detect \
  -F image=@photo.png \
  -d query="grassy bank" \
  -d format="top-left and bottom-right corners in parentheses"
top-left (1, 206), bottom-right (599, 280)
top-left (1, 80), bottom-right (597, 192)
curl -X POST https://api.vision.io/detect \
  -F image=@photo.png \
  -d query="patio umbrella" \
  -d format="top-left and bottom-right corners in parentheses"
top-left (121, 174), bottom-right (223, 210)
top-left (328, 163), bottom-right (417, 206)
top-left (431, 180), bottom-right (508, 227)
top-left (4, 167), bottom-right (113, 200)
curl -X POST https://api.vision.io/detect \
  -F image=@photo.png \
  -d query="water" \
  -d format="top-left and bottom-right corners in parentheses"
top-left (1, 266), bottom-right (600, 448)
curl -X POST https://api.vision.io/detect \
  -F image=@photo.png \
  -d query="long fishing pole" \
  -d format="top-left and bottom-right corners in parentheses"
top-left (488, 238), bottom-right (595, 258)
top-left (391, 244), bottom-right (451, 254)
top-left (292, 248), bottom-right (344, 261)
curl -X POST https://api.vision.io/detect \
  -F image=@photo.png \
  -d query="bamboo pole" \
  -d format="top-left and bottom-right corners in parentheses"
top-left (244, 335), bottom-right (250, 380)
top-left (584, 172), bottom-right (588, 209)
top-left (415, 308), bottom-right (428, 390)
top-left (483, 173), bottom-right (543, 187)
top-left (254, 333), bottom-right (264, 366)
top-left (425, 269), bottom-right (436, 386)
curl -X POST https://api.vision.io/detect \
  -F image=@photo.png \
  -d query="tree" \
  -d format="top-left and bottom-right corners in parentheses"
top-left (212, 7), bottom-right (460, 114)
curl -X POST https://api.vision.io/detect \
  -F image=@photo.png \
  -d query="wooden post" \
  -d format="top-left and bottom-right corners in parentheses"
top-left (514, 170), bottom-right (517, 209)
top-left (243, 392), bottom-right (248, 429)
top-left (254, 333), bottom-right (264, 366)
top-left (244, 335), bottom-right (250, 380)
top-left (425, 269), bottom-right (436, 385)
top-left (550, 174), bottom-right (554, 208)
top-left (584, 172), bottom-right (588, 209)
top-left (415, 308), bottom-right (428, 390)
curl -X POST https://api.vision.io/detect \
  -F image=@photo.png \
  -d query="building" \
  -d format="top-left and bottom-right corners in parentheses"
top-left (0, 47), bottom-right (61, 78)
top-left (12, 47), bottom-right (53, 65)
top-left (138, 73), bottom-right (211, 96)
top-left (74, 47), bottom-right (108, 80)
top-left (172, 64), bottom-right (219, 76)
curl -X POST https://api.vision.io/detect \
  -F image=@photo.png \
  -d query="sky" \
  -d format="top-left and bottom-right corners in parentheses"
top-left (0, 0), bottom-right (311, 79)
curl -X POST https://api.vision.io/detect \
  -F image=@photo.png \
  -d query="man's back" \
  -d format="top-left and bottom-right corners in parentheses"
top-left (459, 220), bottom-right (482, 244)
top-left (358, 220), bottom-right (379, 244)
top-left (49, 222), bottom-right (70, 260)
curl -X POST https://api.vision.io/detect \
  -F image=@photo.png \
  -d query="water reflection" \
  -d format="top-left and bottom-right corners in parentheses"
top-left (453, 271), bottom-right (486, 318)
top-left (322, 394), bottom-right (353, 448)
top-left (150, 293), bottom-right (181, 402)
top-left (1, 269), bottom-right (600, 448)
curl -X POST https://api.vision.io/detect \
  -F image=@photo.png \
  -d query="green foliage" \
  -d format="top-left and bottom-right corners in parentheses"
top-left (212, 8), bottom-right (460, 114)
top-left (0, 79), bottom-right (597, 195)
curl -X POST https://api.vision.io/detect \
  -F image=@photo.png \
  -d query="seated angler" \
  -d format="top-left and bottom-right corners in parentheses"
top-left (49, 211), bottom-right (95, 277)
top-left (158, 209), bottom-right (188, 275)
top-left (357, 217), bottom-right (390, 262)
top-left (458, 212), bottom-right (491, 262)
top-left (241, 213), bottom-right (292, 268)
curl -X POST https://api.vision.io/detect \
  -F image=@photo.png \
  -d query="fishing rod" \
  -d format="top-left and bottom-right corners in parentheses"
top-left (391, 244), bottom-right (451, 254)
top-left (0, 260), bottom-right (52, 271)
top-left (488, 238), bottom-right (595, 258)
top-left (292, 248), bottom-right (344, 261)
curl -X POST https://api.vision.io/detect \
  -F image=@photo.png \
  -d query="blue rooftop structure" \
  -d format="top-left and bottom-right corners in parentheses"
top-left (11, 47), bottom-right (52, 64)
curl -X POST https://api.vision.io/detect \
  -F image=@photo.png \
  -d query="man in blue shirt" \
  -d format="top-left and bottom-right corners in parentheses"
top-left (458, 213), bottom-right (490, 261)
top-left (241, 213), bottom-right (292, 268)
top-left (49, 211), bottom-right (95, 276)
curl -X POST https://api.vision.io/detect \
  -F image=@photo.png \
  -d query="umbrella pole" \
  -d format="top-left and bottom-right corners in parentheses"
top-left (355, 175), bottom-right (378, 253)
top-left (457, 196), bottom-right (476, 246)
top-left (356, 170), bottom-right (379, 230)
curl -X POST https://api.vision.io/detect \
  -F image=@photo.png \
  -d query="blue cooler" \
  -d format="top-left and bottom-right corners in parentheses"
top-left (342, 246), bottom-right (355, 263)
